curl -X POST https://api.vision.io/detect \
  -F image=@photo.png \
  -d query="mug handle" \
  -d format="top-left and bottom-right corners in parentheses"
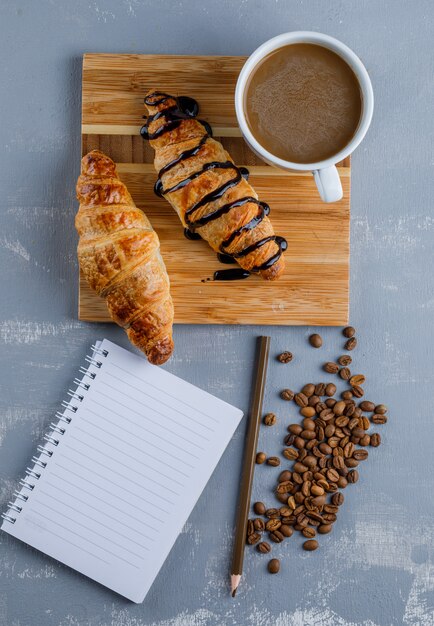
top-left (313, 166), bottom-right (343, 203)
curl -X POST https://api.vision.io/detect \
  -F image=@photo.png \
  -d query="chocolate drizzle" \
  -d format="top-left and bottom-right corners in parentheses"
top-left (217, 252), bottom-right (236, 264)
top-left (213, 268), bottom-right (251, 281)
top-left (142, 91), bottom-right (287, 276)
top-left (183, 228), bottom-right (202, 241)
top-left (141, 92), bottom-right (210, 142)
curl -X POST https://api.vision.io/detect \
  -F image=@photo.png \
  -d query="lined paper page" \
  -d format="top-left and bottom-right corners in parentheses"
top-left (2, 339), bottom-right (243, 602)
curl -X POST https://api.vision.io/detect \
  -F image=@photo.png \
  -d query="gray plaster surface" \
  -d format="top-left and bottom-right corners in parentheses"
top-left (0, 1), bottom-right (433, 624)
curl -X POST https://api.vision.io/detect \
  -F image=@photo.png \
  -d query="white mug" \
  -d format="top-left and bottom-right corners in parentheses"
top-left (235, 32), bottom-right (374, 203)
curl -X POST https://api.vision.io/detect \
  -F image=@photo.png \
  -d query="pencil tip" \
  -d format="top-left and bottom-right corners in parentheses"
top-left (231, 588), bottom-right (237, 598)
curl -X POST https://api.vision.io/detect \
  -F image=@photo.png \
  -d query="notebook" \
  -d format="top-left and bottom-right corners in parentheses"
top-left (1, 339), bottom-right (243, 602)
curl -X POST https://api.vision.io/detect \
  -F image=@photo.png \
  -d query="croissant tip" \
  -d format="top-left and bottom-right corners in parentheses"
top-left (147, 336), bottom-right (174, 365)
top-left (81, 150), bottom-right (117, 176)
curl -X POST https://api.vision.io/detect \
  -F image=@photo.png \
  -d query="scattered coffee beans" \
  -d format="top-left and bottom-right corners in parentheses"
top-left (248, 323), bottom-right (387, 571)
top-left (309, 334), bottom-right (323, 348)
top-left (263, 413), bottom-right (277, 426)
top-left (278, 351), bottom-right (293, 363)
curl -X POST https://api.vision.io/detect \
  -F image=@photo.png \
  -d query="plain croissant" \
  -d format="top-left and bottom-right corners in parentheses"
top-left (75, 150), bottom-right (174, 365)
top-left (142, 90), bottom-right (286, 280)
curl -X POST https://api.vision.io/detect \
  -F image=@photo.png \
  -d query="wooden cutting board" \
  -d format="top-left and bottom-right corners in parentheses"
top-left (80, 53), bottom-right (350, 325)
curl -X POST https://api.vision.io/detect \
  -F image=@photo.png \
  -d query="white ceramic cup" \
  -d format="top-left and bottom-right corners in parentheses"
top-left (235, 32), bottom-right (374, 203)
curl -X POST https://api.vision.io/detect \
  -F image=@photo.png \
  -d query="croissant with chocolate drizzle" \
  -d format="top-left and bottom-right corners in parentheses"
top-left (141, 91), bottom-right (286, 280)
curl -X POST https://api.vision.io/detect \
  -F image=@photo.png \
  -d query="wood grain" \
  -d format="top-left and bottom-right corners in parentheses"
top-left (80, 53), bottom-right (350, 326)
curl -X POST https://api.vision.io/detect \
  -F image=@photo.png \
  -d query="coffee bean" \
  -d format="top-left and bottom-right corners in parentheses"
top-left (278, 351), bottom-right (293, 363)
top-left (343, 326), bottom-right (355, 338)
top-left (311, 484), bottom-right (324, 496)
top-left (293, 462), bottom-right (309, 473)
top-left (353, 449), bottom-right (369, 460)
top-left (301, 407), bottom-right (316, 418)
top-left (309, 334), bottom-right (322, 348)
top-left (303, 455), bottom-right (317, 468)
top-left (268, 558), bottom-right (280, 573)
top-left (287, 496), bottom-right (296, 510)
top-left (345, 337), bottom-right (357, 351)
top-left (279, 506), bottom-right (291, 516)
top-left (266, 519), bottom-right (281, 532)
top-left (338, 355), bottom-right (352, 366)
top-left (341, 389), bottom-right (353, 400)
top-left (280, 388), bottom-right (294, 401)
top-left (323, 504), bottom-right (339, 514)
top-left (308, 395), bottom-right (321, 406)
top-left (301, 383), bottom-right (315, 397)
top-left (276, 480), bottom-right (293, 494)
top-left (372, 413), bottom-right (388, 424)
top-left (359, 434), bottom-right (371, 446)
top-left (339, 367), bottom-right (351, 380)
top-left (280, 525), bottom-right (293, 537)
top-left (263, 412), bottom-right (277, 426)
top-left (279, 470), bottom-right (292, 482)
top-left (247, 519), bottom-right (254, 536)
top-left (256, 452), bottom-right (266, 464)
top-left (293, 436), bottom-right (306, 449)
top-left (351, 384), bottom-right (364, 398)
top-left (325, 383), bottom-right (337, 397)
top-left (294, 392), bottom-right (309, 407)
top-left (324, 362), bottom-right (339, 374)
top-left (288, 424), bottom-right (303, 435)
top-left (337, 476), bottom-right (348, 488)
top-left (345, 457), bottom-right (359, 468)
top-left (325, 398), bottom-right (336, 409)
top-left (276, 492), bottom-right (290, 504)
top-left (302, 527), bottom-right (317, 538)
top-left (284, 434), bottom-right (295, 446)
top-left (370, 433), bottom-right (381, 447)
top-left (333, 400), bottom-right (346, 416)
top-left (270, 530), bottom-right (284, 543)
top-left (247, 532), bottom-right (261, 545)
top-left (266, 456), bottom-right (280, 466)
top-left (347, 469), bottom-right (359, 483)
top-left (315, 383), bottom-right (326, 396)
top-left (349, 374), bottom-right (365, 386)
top-left (254, 518), bottom-right (265, 531)
top-left (253, 502), bottom-right (266, 515)
top-left (375, 404), bottom-right (388, 414)
top-left (318, 524), bottom-right (333, 534)
top-left (257, 541), bottom-right (271, 553)
top-left (343, 442), bottom-right (355, 458)
top-left (283, 447), bottom-right (299, 460)
top-left (332, 492), bottom-right (344, 506)
top-left (265, 508), bottom-right (279, 518)
top-left (326, 468), bottom-right (340, 482)
top-left (303, 539), bottom-right (319, 551)
top-left (360, 400), bottom-right (375, 412)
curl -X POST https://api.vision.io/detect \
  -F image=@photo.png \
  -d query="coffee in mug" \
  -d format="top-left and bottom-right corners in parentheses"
top-left (244, 43), bottom-right (362, 164)
top-left (235, 32), bottom-right (374, 203)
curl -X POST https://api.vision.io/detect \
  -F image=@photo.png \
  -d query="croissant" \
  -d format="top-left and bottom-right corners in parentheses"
top-left (142, 91), bottom-right (286, 281)
top-left (75, 150), bottom-right (174, 365)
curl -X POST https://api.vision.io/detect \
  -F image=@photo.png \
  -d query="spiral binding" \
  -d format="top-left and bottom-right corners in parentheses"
top-left (1, 344), bottom-right (109, 525)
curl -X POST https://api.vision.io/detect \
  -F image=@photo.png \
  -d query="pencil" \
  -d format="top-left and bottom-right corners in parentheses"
top-left (230, 335), bottom-right (270, 597)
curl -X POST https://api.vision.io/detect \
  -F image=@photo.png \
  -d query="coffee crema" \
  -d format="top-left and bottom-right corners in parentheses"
top-left (244, 43), bottom-right (362, 164)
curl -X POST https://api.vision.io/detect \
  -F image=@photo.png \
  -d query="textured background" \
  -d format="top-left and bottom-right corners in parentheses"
top-left (0, 1), bottom-right (433, 625)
